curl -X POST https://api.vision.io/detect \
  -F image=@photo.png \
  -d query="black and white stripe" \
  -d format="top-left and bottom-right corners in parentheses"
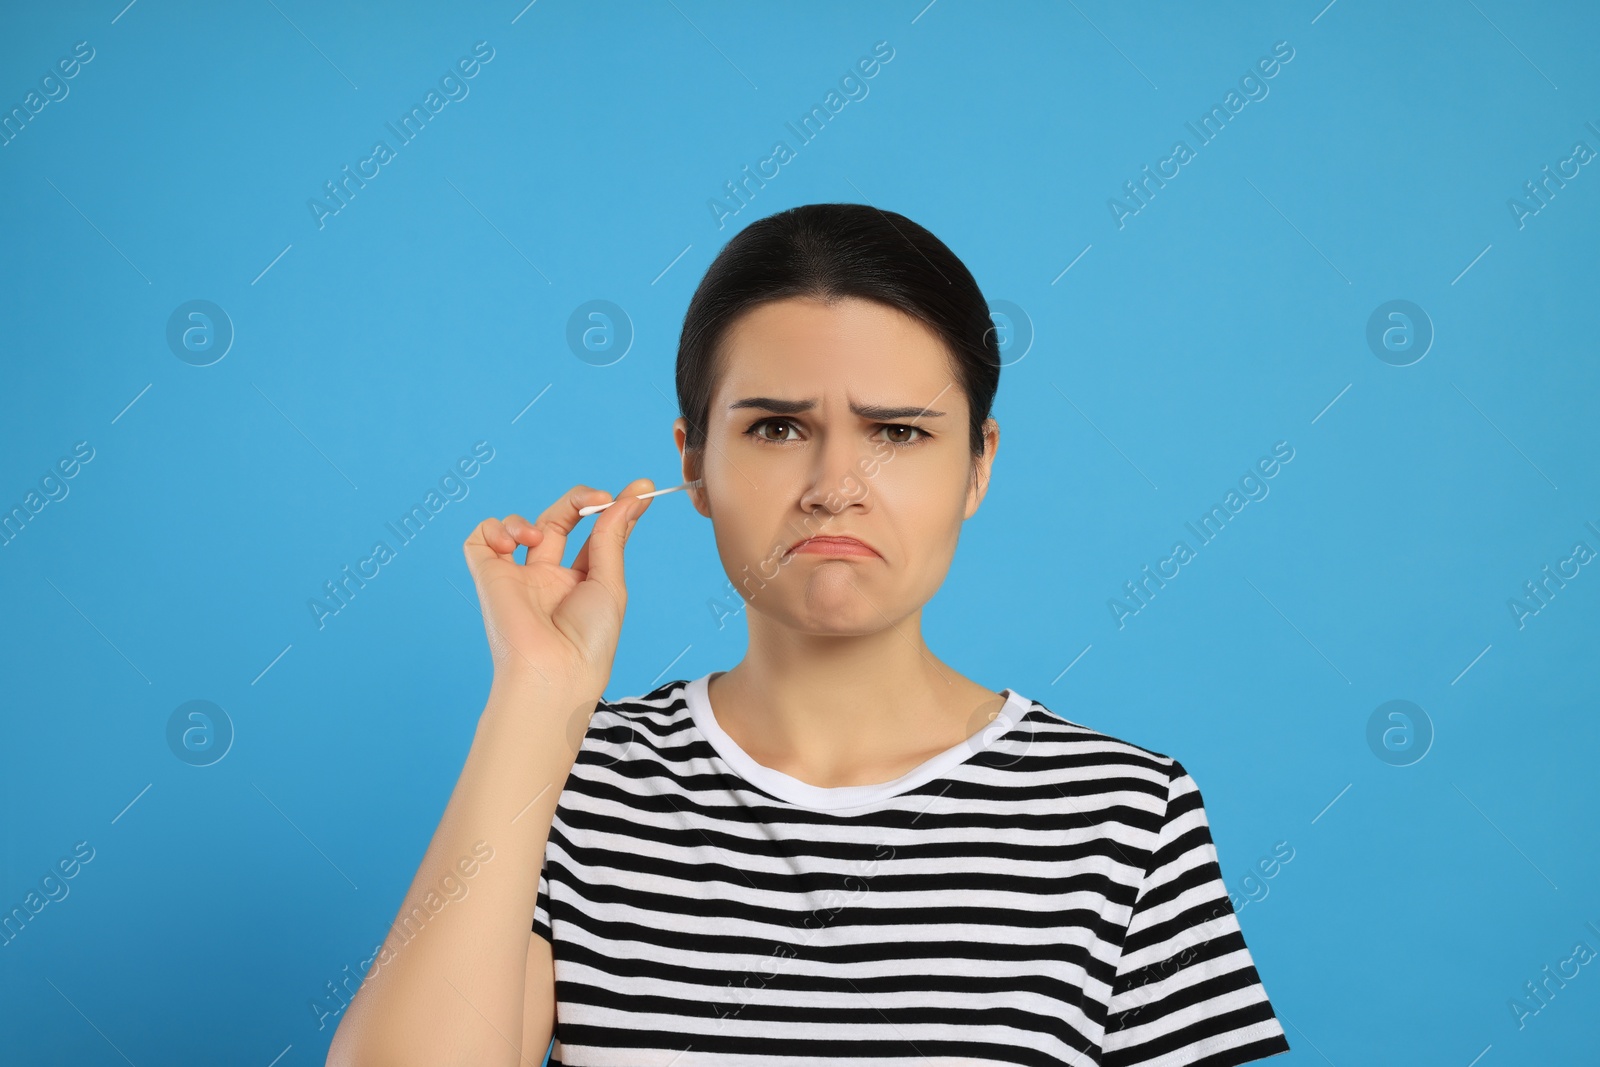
top-left (532, 675), bottom-right (1289, 1066)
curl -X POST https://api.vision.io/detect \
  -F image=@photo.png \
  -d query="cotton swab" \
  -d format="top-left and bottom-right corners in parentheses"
top-left (578, 479), bottom-right (704, 517)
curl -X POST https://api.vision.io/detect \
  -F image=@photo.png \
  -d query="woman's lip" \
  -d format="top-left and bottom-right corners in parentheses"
top-left (789, 536), bottom-right (879, 558)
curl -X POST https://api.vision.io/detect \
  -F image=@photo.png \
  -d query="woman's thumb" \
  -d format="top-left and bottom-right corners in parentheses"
top-left (582, 479), bottom-right (652, 609)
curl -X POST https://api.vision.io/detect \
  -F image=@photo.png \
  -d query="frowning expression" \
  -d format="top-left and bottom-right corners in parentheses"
top-left (675, 295), bottom-right (998, 635)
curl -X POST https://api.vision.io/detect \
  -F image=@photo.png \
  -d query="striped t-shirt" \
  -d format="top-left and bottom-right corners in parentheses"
top-left (533, 672), bottom-right (1290, 1066)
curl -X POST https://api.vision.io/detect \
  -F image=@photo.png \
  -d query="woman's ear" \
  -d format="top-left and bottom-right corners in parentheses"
top-left (673, 418), bottom-right (712, 518)
top-left (965, 417), bottom-right (999, 519)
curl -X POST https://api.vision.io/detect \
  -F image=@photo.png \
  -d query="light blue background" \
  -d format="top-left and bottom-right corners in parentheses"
top-left (2, 1), bottom-right (1596, 1063)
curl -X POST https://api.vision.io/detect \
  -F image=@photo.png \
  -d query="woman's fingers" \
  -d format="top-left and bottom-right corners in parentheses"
top-left (465, 480), bottom-right (652, 585)
top-left (462, 499), bottom-right (576, 581)
top-left (497, 514), bottom-right (544, 560)
top-left (570, 480), bottom-right (637, 578)
top-left (490, 515), bottom-right (522, 555)
top-left (463, 515), bottom-right (518, 578)
top-left (523, 486), bottom-right (611, 569)
top-left (571, 478), bottom-right (654, 587)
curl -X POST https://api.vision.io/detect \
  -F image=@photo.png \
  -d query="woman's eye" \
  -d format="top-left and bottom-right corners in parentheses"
top-left (880, 424), bottom-right (926, 446)
top-left (749, 418), bottom-right (797, 443)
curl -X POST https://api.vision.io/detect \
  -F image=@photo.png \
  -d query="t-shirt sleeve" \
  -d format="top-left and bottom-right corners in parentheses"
top-left (532, 851), bottom-right (552, 943)
top-left (1101, 759), bottom-right (1290, 1066)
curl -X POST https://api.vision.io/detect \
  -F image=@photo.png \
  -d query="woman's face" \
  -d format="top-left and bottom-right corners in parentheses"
top-left (674, 295), bottom-right (998, 636)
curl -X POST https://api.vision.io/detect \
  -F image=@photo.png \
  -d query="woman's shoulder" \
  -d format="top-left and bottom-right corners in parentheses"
top-left (596, 676), bottom-right (694, 716)
top-left (999, 689), bottom-right (1215, 809)
top-left (1006, 688), bottom-right (1178, 766)
top-left (579, 678), bottom-right (699, 743)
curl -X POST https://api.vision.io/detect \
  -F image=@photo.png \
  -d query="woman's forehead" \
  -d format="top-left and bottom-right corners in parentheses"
top-left (711, 362), bottom-right (963, 418)
top-left (713, 298), bottom-right (958, 406)
top-left (722, 294), bottom-right (936, 349)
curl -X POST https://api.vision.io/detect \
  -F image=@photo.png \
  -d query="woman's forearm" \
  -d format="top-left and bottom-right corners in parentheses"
top-left (326, 672), bottom-right (591, 1066)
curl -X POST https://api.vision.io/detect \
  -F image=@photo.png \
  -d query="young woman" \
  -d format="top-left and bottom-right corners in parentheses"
top-left (328, 204), bottom-right (1290, 1066)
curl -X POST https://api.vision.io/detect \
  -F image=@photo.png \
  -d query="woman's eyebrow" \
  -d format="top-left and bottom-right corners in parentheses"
top-left (728, 396), bottom-right (947, 420)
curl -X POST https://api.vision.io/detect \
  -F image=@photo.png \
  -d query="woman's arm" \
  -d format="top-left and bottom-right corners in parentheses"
top-left (326, 481), bottom-right (657, 1066)
top-left (519, 917), bottom-right (557, 1057)
top-left (325, 672), bottom-right (586, 1066)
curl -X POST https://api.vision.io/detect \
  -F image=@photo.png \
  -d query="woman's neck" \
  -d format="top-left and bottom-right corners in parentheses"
top-left (705, 626), bottom-right (1007, 789)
